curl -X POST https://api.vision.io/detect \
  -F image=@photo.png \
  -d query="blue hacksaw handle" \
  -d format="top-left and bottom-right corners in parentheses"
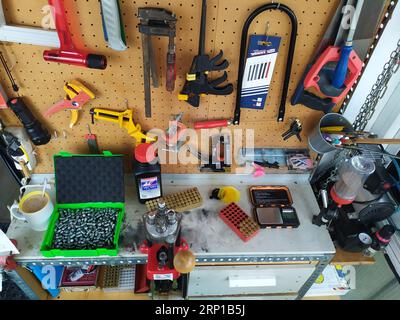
top-left (332, 45), bottom-right (352, 89)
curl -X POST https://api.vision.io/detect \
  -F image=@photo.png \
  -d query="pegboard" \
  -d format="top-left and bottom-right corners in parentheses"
top-left (0, 0), bottom-right (340, 174)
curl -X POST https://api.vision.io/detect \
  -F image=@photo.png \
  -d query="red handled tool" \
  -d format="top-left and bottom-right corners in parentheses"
top-left (85, 125), bottom-right (100, 154)
top-left (166, 35), bottom-right (176, 92)
top-left (194, 119), bottom-right (232, 130)
top-left (43, 0), bottom-right (107, 69)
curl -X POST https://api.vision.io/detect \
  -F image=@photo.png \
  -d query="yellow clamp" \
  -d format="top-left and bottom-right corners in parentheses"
top-left (178, 94), bottom-right (189, 101)
top-left (91, 108), bottom-right (156, 145)
top-left (45, 80), bottom-right (95, 128)
top-left (178, 93), bottom-right (207, 101)
top-left (65, 80), bottom-right (95, 128)
top-left (64, 80), bottom-right (95, 100)
top-left (186, 73), bottom-right (197, 81)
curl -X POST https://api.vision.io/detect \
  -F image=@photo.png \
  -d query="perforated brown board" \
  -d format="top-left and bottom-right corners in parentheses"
top-left (0, 0), bottom-right (340, 173)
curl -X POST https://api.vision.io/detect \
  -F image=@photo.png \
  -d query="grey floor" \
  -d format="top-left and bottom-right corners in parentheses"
top-left (343, 252), bottom-right (400, 300)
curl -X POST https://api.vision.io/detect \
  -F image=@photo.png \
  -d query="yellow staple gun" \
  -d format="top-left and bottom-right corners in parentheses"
top-left (90, 108), bottom-right (156, 145)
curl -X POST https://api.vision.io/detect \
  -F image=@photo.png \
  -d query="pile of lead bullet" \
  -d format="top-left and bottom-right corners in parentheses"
top-left (52, 208), bottom-right (119, 250)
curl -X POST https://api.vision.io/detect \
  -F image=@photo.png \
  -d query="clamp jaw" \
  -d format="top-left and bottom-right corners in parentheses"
top-left (178, 0), bottom-right (233, 108)
top-left (179, 51), bottom-right (233, 108)
top-left (44, 80), bottom-right (95, 128)
top-left (90, 108), bottom-right (156, 145)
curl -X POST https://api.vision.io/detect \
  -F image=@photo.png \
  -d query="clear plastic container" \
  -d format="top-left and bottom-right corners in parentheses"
top-left (333, 156), bottom-right (375, 202)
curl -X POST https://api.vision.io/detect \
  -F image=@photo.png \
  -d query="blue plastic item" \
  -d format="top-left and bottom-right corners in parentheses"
top-left (332, 44), bottom-right (353, 88)
top-left (29, 265), bottom-right (64, 298)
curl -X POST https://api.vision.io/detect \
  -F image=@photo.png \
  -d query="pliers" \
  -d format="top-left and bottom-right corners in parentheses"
top-left (44, 80), bottom-right (95, 128)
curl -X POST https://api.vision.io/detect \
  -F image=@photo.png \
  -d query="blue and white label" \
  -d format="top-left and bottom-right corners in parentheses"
top-left (240, 35), bottom-right (281, 110)
top-left (139, 176), bottom-right (161, 199)
top-left (154, 273), bottom-right (174, 281)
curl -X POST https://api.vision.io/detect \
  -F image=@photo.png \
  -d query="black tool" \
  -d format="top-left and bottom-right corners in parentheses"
top-left (0, 52), bottom-right (19, 93)
top-left (234, 3), bottom-right (298, 124)
top-left (282, 119), bottom-right (302, 142)
top-left (179, 0), bottom-right (233, 108)
top-left (7, 97), bottom-right (51, 146)
top-left (254, 161), bottom-right (280, 170)
top-left (138, 8), bottom-right (177, 118)
top-left (200, 134), bottom-right (232, 173)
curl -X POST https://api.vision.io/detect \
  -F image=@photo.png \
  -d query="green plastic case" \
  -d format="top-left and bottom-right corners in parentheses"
top-left (40, 151), bottom-right (125, 258)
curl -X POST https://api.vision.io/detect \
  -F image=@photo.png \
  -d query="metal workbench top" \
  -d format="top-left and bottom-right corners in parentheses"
top-left (6, 174), bottom-right (335, 266)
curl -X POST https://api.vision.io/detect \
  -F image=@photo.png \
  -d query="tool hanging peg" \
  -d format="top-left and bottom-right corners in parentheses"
top-left (138, 8), bottom-right (177, 118)
top-left (43, 0), bottom-right (107, 69)
top-left (233, 3), bottom-right (298, 124)
top-left (179, 0), bottom-right (233, 108)
top-left (44, 80), bottom-right (95, 128)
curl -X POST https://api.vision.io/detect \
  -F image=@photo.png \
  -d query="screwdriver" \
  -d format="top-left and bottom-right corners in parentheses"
top-left (0, 51), bottom-right (19, 93)
top-left (85, 124), bottom-right (100, 154)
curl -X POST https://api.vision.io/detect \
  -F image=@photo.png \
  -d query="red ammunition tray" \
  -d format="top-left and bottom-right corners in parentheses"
top-left (219, 203), bottom-right (260, 242)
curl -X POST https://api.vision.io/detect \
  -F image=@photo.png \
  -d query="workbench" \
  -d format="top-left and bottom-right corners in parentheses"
top-left (5, 173), bottom-right (336, 300)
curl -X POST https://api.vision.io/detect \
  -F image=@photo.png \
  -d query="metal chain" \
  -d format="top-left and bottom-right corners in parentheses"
top-left (352, 39), bottom-right (400, 131)
top-left (321, 149), bottom-right (352, 191)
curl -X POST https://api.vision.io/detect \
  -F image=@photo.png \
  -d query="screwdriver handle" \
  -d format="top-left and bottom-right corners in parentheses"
top-left (332, 44), bottom-right (352, 89)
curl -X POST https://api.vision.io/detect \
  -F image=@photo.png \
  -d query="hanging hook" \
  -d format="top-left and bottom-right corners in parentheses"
top-left (258, 21), bottom-right (272, 46)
